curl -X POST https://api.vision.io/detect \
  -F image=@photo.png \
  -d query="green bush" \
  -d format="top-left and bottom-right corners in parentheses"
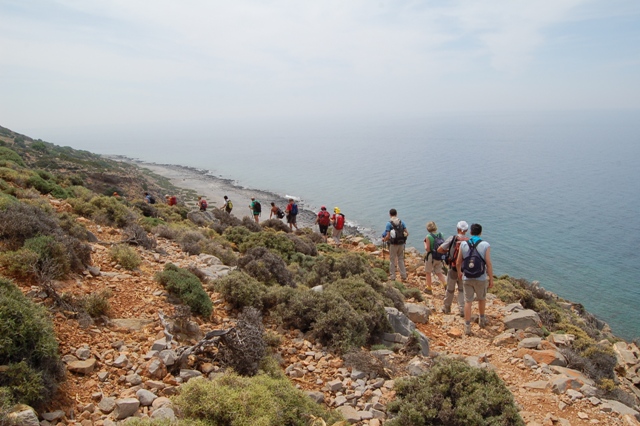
top-left (387, 358), bottom-right (524, 426)
top-left (273, 287), bottom-right (368, 353)
top-left (89, 195), bottom-right (136, 228)
top-left (0, 192), bottom-right (18, 210)
top-left (393, 281), bottom-right (424, 302)
top-left (109, 244), bottom-right (141, 270)
top-left (155, 263), bottom-right (213, 317)
top-left (0, 278), bottom-right (64, 408)
top-left (223, 225), bottom-right (253, 246)
top-left (214, 271), bottom-right (268, 311)
top-left (0, 248), bottom-right (40, 278)
top-left (0, 147), bottom-right (25, 167)
top-left (173, 371), bottom-right (342, 426)
top-left (80, 289), bottom-right (112, 318)
top-left (0, 203), bottom-right (91, 277)
top-left (325, 277), bottom-right (391, 338)
top-left (237, 246), bottom-right (294, 287)
top-left (239, 230), bottom-right (297, 261)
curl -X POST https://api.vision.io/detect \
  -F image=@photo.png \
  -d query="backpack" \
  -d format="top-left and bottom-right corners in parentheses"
top-left (446, 235), bottom-right (469, 269)
top-left (276, 208), bottom-right (285, 219)
top-left (318, 211), bottom-right (330, 226)
top-left (462, 239), bottom-right (486, 278)
top-left (200, 199), bottom-right (207, 209)
top-left (227, 200), bottom-right (233, 210)
top-left (148, 195), bottom-right (156, 204)
top-left (254, 200), bottom-right (262, 213)
top-left (427, 232), bottom-right (446, 261)
top-left (290, 203), bottom-right (298, 215)
top-left (334, 213), bottom-right (345, 230)
top-left (388, 220), bottom-right (406, 245)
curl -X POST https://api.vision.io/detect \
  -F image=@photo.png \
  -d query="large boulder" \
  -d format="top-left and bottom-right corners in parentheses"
top-left (67, 358), bottom-right (97, 375)
top-left (384, 307), bottom-right (429, 355)
top-left (504, 309), bottom-right (541, 330)
top-left (405, 303), bottom-right (430, 324)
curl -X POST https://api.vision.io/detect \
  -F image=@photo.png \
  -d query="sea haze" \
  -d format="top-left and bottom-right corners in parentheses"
top-left (48, 110), bottom-right (640, 340)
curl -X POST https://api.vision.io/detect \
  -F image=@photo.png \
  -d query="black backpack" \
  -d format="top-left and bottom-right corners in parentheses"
top-left (389, 221), bottom-right (406, 245)
top-left (148, 196), bottom-right (156, 204)
top-left (276, 208), bottom-right (285, 219)
top-left (462, 239), bottom-right (486, 278)
top-left (254, 200), bottom-right (262, 213)
top-left (428, 232), bottom-right (446, 261)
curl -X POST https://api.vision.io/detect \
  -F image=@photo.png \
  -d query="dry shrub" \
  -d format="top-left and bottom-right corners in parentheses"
top-left (220, 307), bottom-right (266, 376)
top-left (261, 219), bottom-right (291, 233)
top-left (123, 223), bottom-right (156, 249)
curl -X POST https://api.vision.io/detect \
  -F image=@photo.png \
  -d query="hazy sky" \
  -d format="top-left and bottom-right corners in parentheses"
top-left (1, 0), bottom-right (639, 134)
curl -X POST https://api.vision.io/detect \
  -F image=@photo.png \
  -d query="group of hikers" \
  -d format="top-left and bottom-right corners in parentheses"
top-left (146, 192), bottom-right (491, 336)
top-left (381, 209), bottom-right (493, 336)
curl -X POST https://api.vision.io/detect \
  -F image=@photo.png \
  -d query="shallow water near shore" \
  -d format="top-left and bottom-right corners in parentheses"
top-left (51, 110), bottom-right (640, 340)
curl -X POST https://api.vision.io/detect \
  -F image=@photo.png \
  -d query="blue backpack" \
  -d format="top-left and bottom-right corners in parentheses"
top-left (462, 239), bottom-right (486, 278)
top-left (291, 203), bottom-right (298, 215)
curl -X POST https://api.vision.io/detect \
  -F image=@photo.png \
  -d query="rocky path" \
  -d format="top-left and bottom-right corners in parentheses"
top-left (11, 203), bottom-right (640, 426)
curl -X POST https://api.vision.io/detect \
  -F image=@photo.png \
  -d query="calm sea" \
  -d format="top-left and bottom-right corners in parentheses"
top-left (48, 110), bottom-right (640, 340)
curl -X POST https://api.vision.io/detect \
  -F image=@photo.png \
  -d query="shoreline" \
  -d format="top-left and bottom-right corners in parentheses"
top-left (113, 156), bottom-right (369, 239)
top-left (112, 157), bottom-right (633, 342)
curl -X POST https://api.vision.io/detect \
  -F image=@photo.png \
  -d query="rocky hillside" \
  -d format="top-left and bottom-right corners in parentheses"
top-left (1, 126), bottom-right (640, 426)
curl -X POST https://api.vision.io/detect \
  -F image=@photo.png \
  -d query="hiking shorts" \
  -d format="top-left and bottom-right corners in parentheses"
top-left (425, 259), bottom-right (444, 274)
top-left (319, 224), bottom-right (329, 235)
top-left (463, 279), bottom-right (488, 303)
top-left (287, 214), bottom-right (297, 224)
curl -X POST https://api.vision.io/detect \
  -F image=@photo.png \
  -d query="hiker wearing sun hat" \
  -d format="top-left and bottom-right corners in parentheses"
top-left (331, 207), bottom-right (345, 246)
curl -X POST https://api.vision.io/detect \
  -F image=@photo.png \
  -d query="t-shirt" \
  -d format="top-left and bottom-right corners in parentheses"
top-left (459, 239), bottom-right (490, 281)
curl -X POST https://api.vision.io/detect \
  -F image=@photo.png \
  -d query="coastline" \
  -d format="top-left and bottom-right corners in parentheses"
top-left (113, 156), bottom-right (367, 239)
top-left (113, 157), bottom-right (632, 342)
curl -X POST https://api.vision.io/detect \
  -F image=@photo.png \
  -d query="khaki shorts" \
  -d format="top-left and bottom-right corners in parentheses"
top-left (425, 259), bottom-right (444, 274)
top-left (463, 279), bottom-right (488, 303)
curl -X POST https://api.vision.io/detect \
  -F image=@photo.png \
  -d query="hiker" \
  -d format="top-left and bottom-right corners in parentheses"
top-left (423, 221), bottom-right (448, 295)
top-left (285, 198), bottom-right (299, 230)
top-left (144, 192), bottom-right (156, 204)
top-left (438, 221), bottom-right (469, 317)
top-left (221, 195), bottom-right (233, 213)
top-left (315, 206), bottom-right (331, 242)
top-left (456, 223), bottom-right (493, 335)
top-left (198, 196), bottom-right (208, 211)
top-left (165, 194), bottom-right (177, 206)
top-left (331, 207), bottom-right (345, 246)
top-left (382, 209), bottom-right (408, 282)
top-left (270, 202), bottom-right (285, 220)
top-left (249, 197), bottom-right (261, 223)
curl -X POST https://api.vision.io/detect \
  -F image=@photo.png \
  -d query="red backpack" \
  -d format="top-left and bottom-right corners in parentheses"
top-left (334, 213), bottom-right (345, 230)
top-left (318, 211), bottom-right (331, 226)
top-left (448, 235), bottom-right (469, 269)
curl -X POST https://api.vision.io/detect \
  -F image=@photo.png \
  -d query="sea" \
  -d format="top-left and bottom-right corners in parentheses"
top-left (44, 110), bottom-right (640, 341)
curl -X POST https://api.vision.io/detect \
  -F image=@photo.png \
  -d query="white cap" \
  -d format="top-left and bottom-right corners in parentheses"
top-left (457, 221), bottom-right (469, 231)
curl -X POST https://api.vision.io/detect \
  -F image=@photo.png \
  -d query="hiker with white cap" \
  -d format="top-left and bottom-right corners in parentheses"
top-left (437, 221), bottom-right (470, 317)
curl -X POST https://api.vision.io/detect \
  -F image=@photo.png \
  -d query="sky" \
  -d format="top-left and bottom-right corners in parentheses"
top-left (1, 0), bottom-right (640, 136)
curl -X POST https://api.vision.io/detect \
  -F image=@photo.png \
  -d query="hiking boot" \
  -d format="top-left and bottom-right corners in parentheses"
top-left (464, 323), bottom-right (472, 336)
top-left (458, 308), bottom-right (464, 318)
top-left (479, 316), bottom-right (488, 329)
top-left (441, 306), bottom-right (451, 314)
top-left (424, 287), bottom-right (433, 295)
